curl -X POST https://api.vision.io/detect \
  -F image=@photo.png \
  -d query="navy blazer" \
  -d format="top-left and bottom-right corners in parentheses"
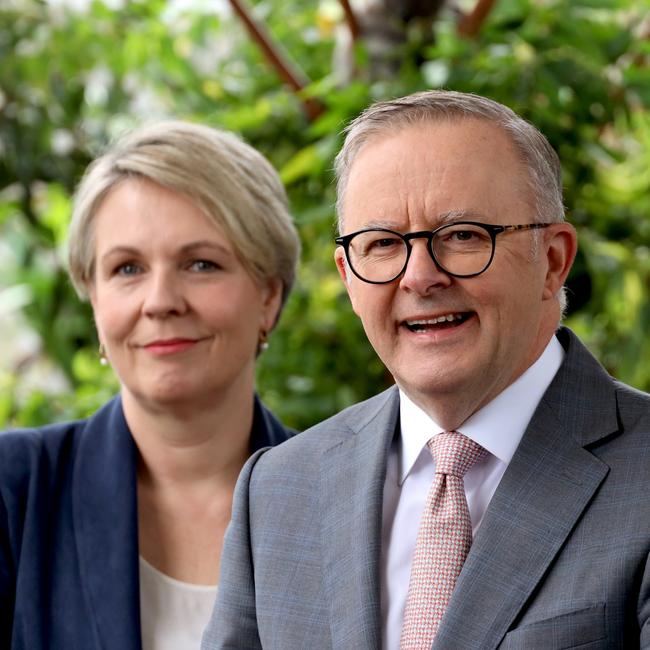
top-left (0, 394), bottom-right (293, 650)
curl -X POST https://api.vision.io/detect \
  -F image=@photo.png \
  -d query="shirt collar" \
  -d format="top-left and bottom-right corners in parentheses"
top-left (397, 334), bottom-right (565, 484)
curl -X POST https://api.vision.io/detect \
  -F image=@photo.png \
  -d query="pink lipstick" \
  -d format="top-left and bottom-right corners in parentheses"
top-left (143, 339), bottom-right (199, 356)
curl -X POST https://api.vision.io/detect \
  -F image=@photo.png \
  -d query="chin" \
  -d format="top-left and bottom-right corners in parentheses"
top-left (137, 381), bottom-right (197, 407)
top-left (399, 366), bottom-right (467, 398)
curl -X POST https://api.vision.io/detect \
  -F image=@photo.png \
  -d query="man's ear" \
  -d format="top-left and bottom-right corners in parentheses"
top-left (542, 222), bottom-right (578, 301)
top-left (334, 247), bottom-right (349, 285)
top-left (334, 247), bottom-right (363, 317)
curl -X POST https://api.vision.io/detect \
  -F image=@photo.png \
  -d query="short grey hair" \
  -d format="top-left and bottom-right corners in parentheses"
top-left (334, 90), bottom-right (568, 314)
top-left (334, 90), bottom-right (565, 231)
top-left (68, 120), bottom-right (300, 321)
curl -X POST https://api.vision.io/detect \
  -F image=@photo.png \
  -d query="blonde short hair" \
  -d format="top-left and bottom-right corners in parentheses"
top-left (67, 120), bottom-right (300, 320)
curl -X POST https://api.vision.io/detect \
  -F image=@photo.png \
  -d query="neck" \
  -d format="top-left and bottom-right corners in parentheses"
top-left (122, 378), bottom-right (255, 489)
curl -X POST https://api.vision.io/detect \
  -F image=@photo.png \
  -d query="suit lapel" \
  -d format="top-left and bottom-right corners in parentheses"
top-left (433, 329), bottom-right (619, 649)
top-left (72, 396), bottom-right (142, 650)
top-left (320, 387), bottom-right (399, 649)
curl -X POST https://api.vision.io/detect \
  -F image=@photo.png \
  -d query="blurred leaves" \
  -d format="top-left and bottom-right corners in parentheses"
top-left (1, 0), bottom-right (649, 430)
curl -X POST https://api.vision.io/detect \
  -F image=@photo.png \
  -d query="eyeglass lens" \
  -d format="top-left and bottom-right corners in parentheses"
top-left (346, 223), bottom-right (494, 282)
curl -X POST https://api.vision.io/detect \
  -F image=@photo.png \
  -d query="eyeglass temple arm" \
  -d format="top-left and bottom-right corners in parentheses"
top-left (501, 223), bottom-right (551, 233)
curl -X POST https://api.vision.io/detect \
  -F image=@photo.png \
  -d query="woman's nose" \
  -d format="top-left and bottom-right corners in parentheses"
top-left (142, 269), bottom-right (188, 317)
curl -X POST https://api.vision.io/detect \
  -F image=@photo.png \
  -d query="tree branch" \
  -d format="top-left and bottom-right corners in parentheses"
top-left (227, 0), bottom-right (324, 120)
top-left (458, 0), bottom-right (499, 38)
top-left (339, 0), bottom-right (361, 42)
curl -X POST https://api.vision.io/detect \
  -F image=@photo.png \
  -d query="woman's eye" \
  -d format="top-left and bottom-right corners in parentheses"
top-left (115, 263), bottom-right (141, 276)
top-left (189, 259), bottom-right (219, 272)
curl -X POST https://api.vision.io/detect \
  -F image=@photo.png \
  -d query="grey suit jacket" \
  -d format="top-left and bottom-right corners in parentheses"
top-left (202, 328), bottom-right (650, 649)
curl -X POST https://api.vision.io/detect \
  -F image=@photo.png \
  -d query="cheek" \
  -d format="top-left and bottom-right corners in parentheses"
top-left (351, 289), bottom-right (393, 339)
top-left (483, 282), bottom-right (539, 338)
top-left (347, 279), bottom-right (388, 316)
top-left (204, 288), bottom-right (264, 331)
top-left (93, 291), bottom-right (137, 341)
top-left (204, 303), bottom-right (240, 327)
top-left (347, 285), bottom-right (372, 323)
top-left (468, 272), bottom-right (515, 314)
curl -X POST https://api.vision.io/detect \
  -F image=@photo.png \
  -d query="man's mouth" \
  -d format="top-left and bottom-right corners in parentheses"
top-left (403, 312), bottom-right (471, 332)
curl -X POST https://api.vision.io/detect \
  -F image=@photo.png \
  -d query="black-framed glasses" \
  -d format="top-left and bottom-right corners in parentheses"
top-left (335, 221), bottom-right (552, 284)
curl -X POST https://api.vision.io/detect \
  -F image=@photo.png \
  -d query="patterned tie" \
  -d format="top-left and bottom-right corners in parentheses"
top-left (400, 431), bottom-right (488, 649)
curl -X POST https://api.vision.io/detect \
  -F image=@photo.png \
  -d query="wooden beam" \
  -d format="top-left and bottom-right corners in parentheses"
top-left (227, 0), bottom-right (324, 120)
top-left (458, 0), bottom-right (498, 38)
top-left (339, 0), bottom-right (361, 42)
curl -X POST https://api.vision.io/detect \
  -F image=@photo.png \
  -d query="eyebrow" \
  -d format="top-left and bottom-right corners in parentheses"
top-left (360, 210), bottom-right (486, 231)
top-left (437, 210), bottom-right (476, 224)
top-left (178, 240), bottom-right (233, 255)
top-left (99, 240), bottom-right (234, 261)
top-left (361, 219), bottom-right (402, 230)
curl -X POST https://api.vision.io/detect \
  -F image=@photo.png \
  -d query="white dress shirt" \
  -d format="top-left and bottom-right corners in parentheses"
top-left (380, 335), bottom-right (565, 650)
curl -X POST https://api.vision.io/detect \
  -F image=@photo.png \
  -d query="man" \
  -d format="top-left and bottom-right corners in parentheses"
top-left (202, 91), bottom-right (650, 649)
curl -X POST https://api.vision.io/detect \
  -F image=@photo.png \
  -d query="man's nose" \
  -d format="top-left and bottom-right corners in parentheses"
top-left (398, 238), bottom-right (452, 295)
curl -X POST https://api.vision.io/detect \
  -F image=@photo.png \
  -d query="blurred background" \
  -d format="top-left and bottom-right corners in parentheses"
top-left (1, 0), bottom-right (649, 431)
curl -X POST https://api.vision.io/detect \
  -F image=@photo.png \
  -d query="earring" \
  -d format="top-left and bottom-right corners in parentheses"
top-left (258, 330), bottom-right (269, 353)
top-left (98, 343), bottom-right (108, 366)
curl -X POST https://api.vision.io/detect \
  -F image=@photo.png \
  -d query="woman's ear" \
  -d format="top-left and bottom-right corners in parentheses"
top-left (261, 278), bottom-right (284, 331)
top-left (87, 283), bottom-right (105, 349)
top-left (87, 281), bottom-right (97, 309)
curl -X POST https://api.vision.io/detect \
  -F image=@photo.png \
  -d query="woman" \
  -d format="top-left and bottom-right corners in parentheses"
top-left (0, 121), bottom-right (300, 649)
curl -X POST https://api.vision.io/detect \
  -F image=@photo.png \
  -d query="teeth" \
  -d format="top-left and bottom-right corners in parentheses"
top-left (407, 313), bottom-right (465, 326)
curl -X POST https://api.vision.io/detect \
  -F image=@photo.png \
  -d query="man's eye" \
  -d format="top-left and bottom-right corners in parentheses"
top-left (452, 230), bottom-right (477, 241)
top-left (366, 237), bottom-right (401, 251)
top-left (441, 228), bottom-right (487, 244)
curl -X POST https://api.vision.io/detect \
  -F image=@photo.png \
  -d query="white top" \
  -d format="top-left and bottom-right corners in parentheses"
top-left (139, 556), bottom-right (218, 650)
top-left (381, 335), bottom-right (565, 650)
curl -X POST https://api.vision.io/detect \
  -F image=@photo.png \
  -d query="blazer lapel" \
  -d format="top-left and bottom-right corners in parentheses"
top-left (72, 396), bottom-right (142, 650)
top-left (433, 329), bottom-right (619, 649)
top-left (320, 387), bottom-right (400, 649)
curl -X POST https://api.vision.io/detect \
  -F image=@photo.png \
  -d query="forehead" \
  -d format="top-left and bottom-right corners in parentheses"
top-left (341, 118), bottom-right (534, 230)
top-left (92, 178), bottom-right (225, 244)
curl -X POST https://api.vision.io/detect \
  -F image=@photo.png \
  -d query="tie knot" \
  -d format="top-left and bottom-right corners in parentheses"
top-left (427, 431), bottom-right (487, 478)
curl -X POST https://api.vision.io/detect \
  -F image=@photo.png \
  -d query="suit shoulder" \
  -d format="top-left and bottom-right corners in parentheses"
top-left (0, 419), bottom-right (85, 487)
top-left (615, 379), bottom-right (650, 404)
top-left (253, 387), bottom-right (398, 469)
top-left (0, 418), bottom-right (84, 452)
top-left (614, 380), bottom-right (650, 430)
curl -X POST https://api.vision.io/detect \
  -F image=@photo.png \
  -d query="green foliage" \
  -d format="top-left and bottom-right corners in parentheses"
top-left (1, 0), bottom-right (649, 431)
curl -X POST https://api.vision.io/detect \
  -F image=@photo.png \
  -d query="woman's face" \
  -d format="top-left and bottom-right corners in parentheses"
top-left (89, 178), bottom-right (281, 412)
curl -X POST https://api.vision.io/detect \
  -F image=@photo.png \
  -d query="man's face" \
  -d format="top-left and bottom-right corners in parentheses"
top-left (335, 119), bottom-right (575, 427)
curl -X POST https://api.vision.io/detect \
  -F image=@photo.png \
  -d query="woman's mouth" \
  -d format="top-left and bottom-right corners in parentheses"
top-left (143, 338), bottom-right (200, 355)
